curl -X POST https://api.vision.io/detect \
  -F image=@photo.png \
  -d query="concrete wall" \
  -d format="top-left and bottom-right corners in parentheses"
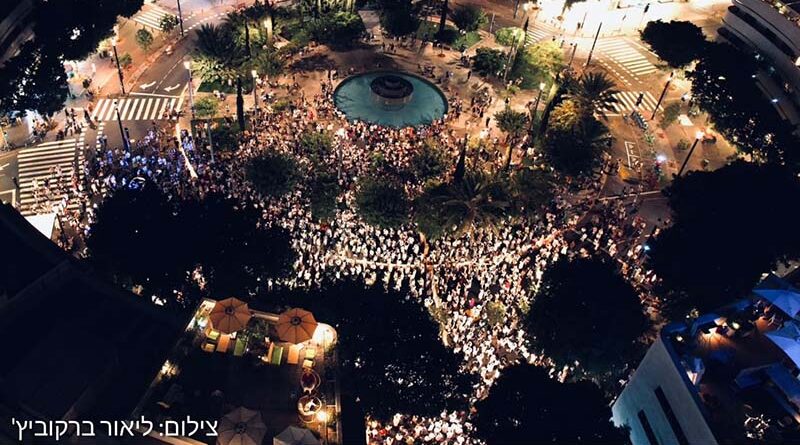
top-left (612, 333), bottom-right (718, 445)
top-left (0, 0), bottom-right (34, 64)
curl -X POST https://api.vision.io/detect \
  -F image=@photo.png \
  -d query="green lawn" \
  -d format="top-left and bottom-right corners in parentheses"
top-left (416, 21), bottom-right (481, 51)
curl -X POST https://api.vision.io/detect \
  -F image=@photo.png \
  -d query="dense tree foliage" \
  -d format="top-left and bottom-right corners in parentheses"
top-left (87, 185), bottom-right (193, 301)
top-left (450, 5), bottom-right (487, 32)
top-left (356, 179), bottom-right (410, 228)
top-left (543, 99), bottom-right (611, 176)
top-left (246, 152), bottom-right (299, 197)
top-left (688, 42), bottom-right (797, 165)
top-left (87, 186), bottom-right (295, 307)
top-left (471, 47), bottom-right (506, 78)
top-left (410, 140), bottom-right (449, 181)
top-left (380, 0), bottom-right (420, 36)
top-left (509, 167), bottom-right (554, 215)
top-left (495, 27), bottom-right (525, 47)
top-left (526, 256), bottom-right (649, 376)
top-left (510, 41), bottom-right (564, 89)
top-left (434, 171), bottom-right (509, 237)
top-left (309, 170), bottom-right (341, 222)
top-left (648, 161), bottom-right (800, 316)
top-left (308, 11), bottom-right (365, 48)
top-left (641, 20), bottom-right (706, 69)
top-left (0, 0), bottom-right (143, 116)
top-left (266, 280), bottom-right (478, 420)
top-left (182, 195), bottom-right (294, 297)
top-left (473, 364), bottom-right (626, 444)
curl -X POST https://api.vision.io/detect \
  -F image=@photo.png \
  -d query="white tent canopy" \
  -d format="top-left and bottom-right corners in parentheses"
top-left (755, 289), bottom-right (800, 318)
top-left (766, 322), bottom-right (800, 369)
top-left (24, 213), bottom-right (57, 240)
top-left (273, 426), bottom-right (320, 445)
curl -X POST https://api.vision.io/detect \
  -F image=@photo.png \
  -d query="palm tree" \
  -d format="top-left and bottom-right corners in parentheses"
top-left (438, 172), bottom-right (509, 237)
top-left (569, 72), bottom-right (619, 119)
top-left (195, 24), bottom-right (239, 64)
top-left (495, 107), bottom-right (530, 170)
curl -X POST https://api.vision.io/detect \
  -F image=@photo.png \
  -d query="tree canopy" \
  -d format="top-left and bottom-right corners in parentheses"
top-left (0, 0), bottom-right (143, 116)
top-left (266, 280), bottom-right (478, 420)
top-left (543, 100), bottom-right (611, 176)
top-left (510, 41), bottom-right (564, 89)
top-left (495, 27), bottom-right (525, 47)
top-left (450, 5), bottom-right (487, 32)
top-left (356, 178), bottom-right (410, 228)
top-left (641, 20), bottom-right (706, 69)
top-left (473, 364), bottom-right (626, 444)
top-left (472, 47), bottom-right (506, 78)
top-left (526, 255), bottom-right (649, 376)
top-left (246, 152), bottom-right (299, 198)
top-left (688, 42), bottom-right (797, 165)
top-left (648, 160), bottom-right (800, 316)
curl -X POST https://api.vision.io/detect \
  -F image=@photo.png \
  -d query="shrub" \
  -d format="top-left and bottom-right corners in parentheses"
top-left (356, 178), bottom-right (410, 228)
top-left (246, 152), bottom-right (298, 197)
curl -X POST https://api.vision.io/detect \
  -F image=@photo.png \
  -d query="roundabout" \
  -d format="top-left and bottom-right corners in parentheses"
top-left (333, 71), bottom-right (448, 127)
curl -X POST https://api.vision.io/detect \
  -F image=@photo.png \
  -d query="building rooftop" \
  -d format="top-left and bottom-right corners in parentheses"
top-left (0, 203), bottom-right (185, 440)
top-left (664, 275), bottom-right (800, 442)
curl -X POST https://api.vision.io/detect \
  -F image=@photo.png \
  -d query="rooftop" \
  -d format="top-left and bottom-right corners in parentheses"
top-left (0, 203), bottom-right (185, 437)
top-left (135, 299), bottom-right (340, 445)
top-left (665, 275), bottom-right (800, 443)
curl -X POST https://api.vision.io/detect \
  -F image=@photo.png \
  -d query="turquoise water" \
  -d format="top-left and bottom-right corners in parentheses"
top-left (333, 71), bottom-right (448, 128)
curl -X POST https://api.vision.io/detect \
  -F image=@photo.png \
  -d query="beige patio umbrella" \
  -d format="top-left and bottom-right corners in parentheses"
top-left (210, 297), bottom-right (251, 334)
top-left (217, 407), bottom-right (267, 445)
top-left (273, 426), bottom-right (320, 445)
top-left (276, 308), bottom-right (317, 344)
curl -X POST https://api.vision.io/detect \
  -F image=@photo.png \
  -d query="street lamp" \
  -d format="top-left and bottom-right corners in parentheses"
top-left (113, 100), bottom-right (130, 152)
top-left (111, 37), bottom-right (126, 95)
top-left (251, 69), bottom-right (259, 110)
top-left (176, 0), bottom-right (185, 37)
top-left (651, 71), bottom-right (674, 120)
top-left (184, 59), bottom-right (195, 119)
top-left (316, 409), bottom-right (329, 443)
top-left (530, 82), bottom-right (546, 128)
top-left (677, 130), bottom-right (705, 177)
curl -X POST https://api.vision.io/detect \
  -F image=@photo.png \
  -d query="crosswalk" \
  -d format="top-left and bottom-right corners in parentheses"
top-left (596, 39), bottom-right (658, 79)
top-left (133, 6), bottom-right (174, 31)
top-left (17, 139), bottom-right (84, 216)
top-left (91, 96), bottom-right (178, 122)
top-left (526, 28), bottom-right (550, 45)
top-left (604, 91), bottom-right (659, 114)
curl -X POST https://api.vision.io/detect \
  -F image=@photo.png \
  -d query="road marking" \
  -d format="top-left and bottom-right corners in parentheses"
top-left (624, 141), bottom-right (641, 170)
top-left (133, 5), bottom-right (174, 31)
top-left (0, 163), bottom-right (7, 171)
top-left (164, 83), bottom-right (181, 92)
top-left (139, 81), bottom-right (156, 90)
top-left (92, 97), bottom-right (179, 121)
top-left (17, 138), bottom-right (83, 215)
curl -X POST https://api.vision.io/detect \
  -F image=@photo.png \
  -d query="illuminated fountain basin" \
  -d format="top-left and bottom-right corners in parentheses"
top-left (333, 71), bottom-right (448, 128)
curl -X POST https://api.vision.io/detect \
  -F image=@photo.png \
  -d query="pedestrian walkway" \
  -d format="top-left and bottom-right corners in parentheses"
top-left (132, 5), bottom-right (174, 31)
top-left (595, 39), bottom-right (658, 79)
top-left (17, 139), bottom-right (83, 216)
top-left (605, 91), bottom-right (659, 115)
top-left (91, 96), bottom-right (178, 122)
top-left (525, 27), bottom-right (551, 45)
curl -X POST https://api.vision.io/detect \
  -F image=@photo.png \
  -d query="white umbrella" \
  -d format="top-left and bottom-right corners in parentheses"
top-left (273, 426), bottom-right (320, 445)
top-left (766, 322), bottom-right (800, 369)
top-left (755, 289), bottom-right (800, 318)
top-left (217, 407), bottom-right (267, 445)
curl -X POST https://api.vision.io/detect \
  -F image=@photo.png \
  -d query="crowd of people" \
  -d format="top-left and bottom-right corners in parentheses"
top-left (15, 58), bottom-right (662, 444)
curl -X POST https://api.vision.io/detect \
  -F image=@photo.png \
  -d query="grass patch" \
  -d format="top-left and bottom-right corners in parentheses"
top-left (416, 21), bottom-right (481, 51)
top-left (198, 77), bottom-right (254, 94)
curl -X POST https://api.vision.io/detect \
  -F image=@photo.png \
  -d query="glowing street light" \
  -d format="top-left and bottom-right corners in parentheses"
top-left (651, 71), bottom-right (674, 120)
top-left (110, 36), bottom-right (126, 95)
top-left (251, 69), bottom-right (259, 110)
top-left (184, 59), bottom-right (195, 119)
top-left (677, 130), bottom-right (705, 177)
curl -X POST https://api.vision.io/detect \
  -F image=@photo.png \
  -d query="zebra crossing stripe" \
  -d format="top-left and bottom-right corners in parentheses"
top-left (608, 92), bottom-right (658, 113)
top-left (91, 98), bottom-right (178, 121)
top-left (133, 7), bottom-right (172, 30)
